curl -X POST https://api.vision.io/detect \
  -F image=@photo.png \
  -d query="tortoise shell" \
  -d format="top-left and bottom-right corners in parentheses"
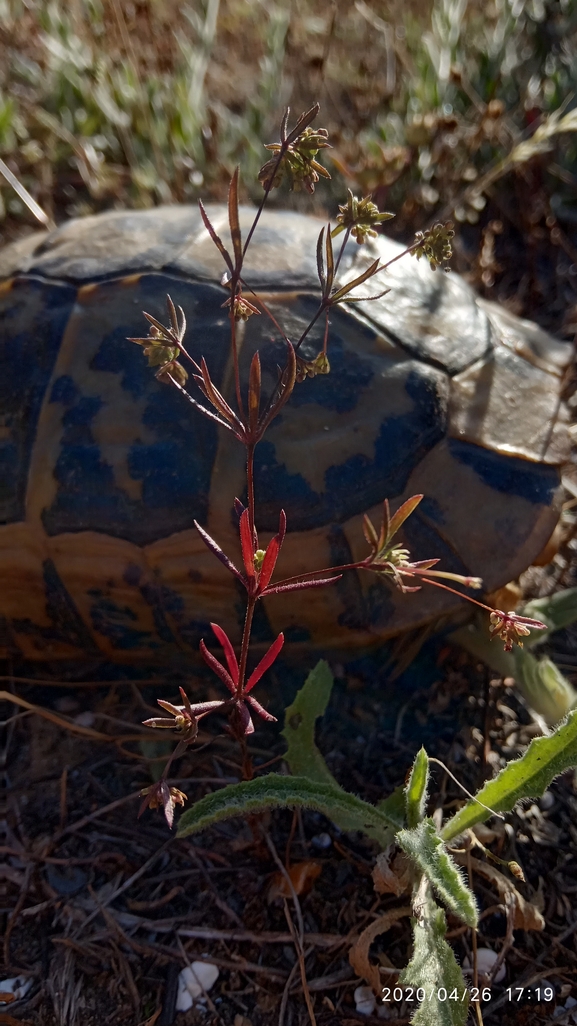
top-left (0, 205), bottom-right (571, 664)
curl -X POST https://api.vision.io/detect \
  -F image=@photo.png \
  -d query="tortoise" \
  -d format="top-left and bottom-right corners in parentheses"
top-left (0, 204), bottom-right (571, 665)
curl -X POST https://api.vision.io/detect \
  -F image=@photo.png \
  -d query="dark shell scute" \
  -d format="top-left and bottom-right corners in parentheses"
top-left (0, 278), bottom-right (75, 523)
top-left (448, 438), bottom-right (560, 505)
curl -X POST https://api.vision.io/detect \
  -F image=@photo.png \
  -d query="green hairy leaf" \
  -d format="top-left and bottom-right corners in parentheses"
top-left (176, 774), bottom-right (395, 846)
top-left (400, 890), bottom-right (469, 1026)
top-left (442, 707), bottom-right (577, 841)
top-left (376, 785), bottom-right (406, 829)
top-left (398, 820), bottom-right (477, 927)
top-left (406, 747), bottom-right (429, 829)
top-left (281, 660), bottom-right (339, 786)
top-left (281, 661), bottom-right (404, 835)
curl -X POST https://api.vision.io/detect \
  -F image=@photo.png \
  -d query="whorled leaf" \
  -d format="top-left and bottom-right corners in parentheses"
top-left (398, 820), bottom-right (477, 927)
top-left (176, 773), bottom-right (395, 847)
top-left (441, 707), bottom-right (577, 841)
top-left (399, 889), bottom-right (469, 1026)
top-left (406, 747), bottom-right (429, 829)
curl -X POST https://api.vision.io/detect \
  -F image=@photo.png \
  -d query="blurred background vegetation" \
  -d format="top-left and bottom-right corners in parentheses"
top-left (2, 0), bottom-right (577, 327)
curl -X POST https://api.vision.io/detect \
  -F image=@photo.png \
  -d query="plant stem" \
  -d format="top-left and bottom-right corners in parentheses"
top-left (229, 290), bottom-right (245, 417)
top-left (246, 443), bottom-right (256, 536)
top-left (238, 596), bottom-right (256, 694)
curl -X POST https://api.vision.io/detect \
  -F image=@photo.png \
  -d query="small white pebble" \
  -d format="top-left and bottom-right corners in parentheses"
top-left (175, 962), bottom-right (219, 1012)
top-left (354, 985), bottom-right (377, 1016)
top-left (464, 948), bottom-right (505, 983)
top-left (311, 832), bottom-right (332, 850)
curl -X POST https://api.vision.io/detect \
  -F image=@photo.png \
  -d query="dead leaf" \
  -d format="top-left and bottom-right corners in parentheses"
top-left (457, 855), bottom-right (544, 930)
top-left (372, 846), bottom-right (412, 897)
top-left (268, 861), bottom-right (322, 901)
top-left (349, 906), bottom-right (411, 993)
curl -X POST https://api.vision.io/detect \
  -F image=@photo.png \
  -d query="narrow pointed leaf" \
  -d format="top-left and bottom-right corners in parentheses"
top-left (259, 510), bottom-right (286, 592)
top-left (248, 351), bottom-right (261, 433)
top-left (170, 378), bottom-right (235, 432)
top-left (259, 342), bottom-right (297, 434)
top-left (406, 747), bottom-right (429, 829)
top-left (199, 639), bottom-right (236, 694)
top-left (245, 632), bottom-right (284, 693)
top-left (442, 706), bottom-right (577, 841)
top-left (284, 102), bottom-right (320, 145)
top-left (387, 494), bottom-right (423, 545)
top-left (142, 311), bottom-right (183, 350)
top-left (379, 498), bottom-right (390, 552)
top-left (239, 509), bottom-right (256, 578)
top-left (263, 575), bottom-right (341, 596)
top-left (398, 820), bottom-right (478, 927)
top-left (210, 622), bottom-right (239, 683)
top-left (324, 223), bottom-right (334, 294)
top-left (363, 513), bottom-right (379, 550)
top-left (199, 358), bottom-right (240, 426)
top-left (399, 890), bottom-right (469, 1026)
top-left (316, 226), bottom-right (326, 292)
top-left (246, 695), bottom-right (277, 722)
top-left (228, 167), bottom-right (243, 272)
top-left (176, 773), bottom-right (395, 847)
top-left (338, 287), bottom-right (391, 304)
top-left (193, 520), bottom-right (244, 582)
top-left (280, 106), bottom-right (290, 143)
top-left (199, 199), bottom-right (233, 272)
top-left (330, 258), bottom-right (380, 302)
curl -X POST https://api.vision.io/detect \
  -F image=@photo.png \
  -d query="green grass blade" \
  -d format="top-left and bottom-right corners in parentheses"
top-left (441, 708), bottom-right (577, 841)
top-left (398, 820), bottom-right (477, 927)
top-left (176, 774), bottom-right (395, 846)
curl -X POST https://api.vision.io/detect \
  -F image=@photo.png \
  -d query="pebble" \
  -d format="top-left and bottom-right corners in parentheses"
top-left (311, 832), bottom-right (332, 850)
top-left (354, 985), bottom-right (377, 1016)
top-left (464, 947), bottom-right (505, 983)
top-left (175, 961), bottom-right (219, 1012)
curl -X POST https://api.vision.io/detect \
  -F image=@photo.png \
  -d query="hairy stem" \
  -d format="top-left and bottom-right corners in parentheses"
top-left (238, 595), bottom-right (257, 694)
top-left (229, 291), bottom-right (245, 418)
top-left (246, 443), bottom-right (256, 537)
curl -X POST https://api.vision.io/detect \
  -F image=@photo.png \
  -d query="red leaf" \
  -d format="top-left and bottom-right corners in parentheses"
top-left (264, 575), bottom-right (341, 596)
top-left (259, 510), bottom-right (286, 592)
top-left (245, 633), bottom-right (284, 694)
top-left (239, 509), bottom-right (256, 578)
top-left (237, 701), bottom-right (255, 735)
top-left (199, 639), bottom-right (237, 694)
top-left (193, 520), bottom-right (244, 582)
top-left (246, 695), bottom-right (277, 722)
top-left (210, 622), bottom-right (239, 683)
